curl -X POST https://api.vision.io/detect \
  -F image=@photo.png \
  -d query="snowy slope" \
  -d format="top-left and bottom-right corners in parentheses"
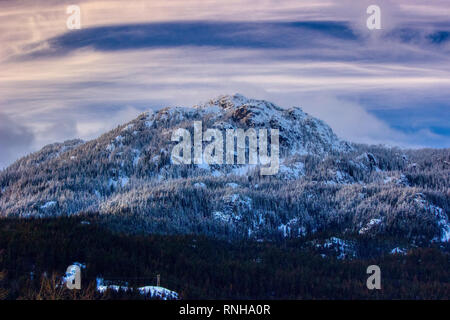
top-left (0, 94), bottom-right (448, 245)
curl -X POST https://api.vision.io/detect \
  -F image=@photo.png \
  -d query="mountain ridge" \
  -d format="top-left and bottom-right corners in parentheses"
top-left (0, 94), bottom-right (449, 250)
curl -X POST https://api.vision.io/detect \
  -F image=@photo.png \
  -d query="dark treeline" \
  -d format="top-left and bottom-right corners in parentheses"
top-left (0, 217), bottom-right (448, 300)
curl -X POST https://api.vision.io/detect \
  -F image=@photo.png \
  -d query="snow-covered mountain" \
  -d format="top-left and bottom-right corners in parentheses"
top-left (0, 94), bottom-right (448, 247)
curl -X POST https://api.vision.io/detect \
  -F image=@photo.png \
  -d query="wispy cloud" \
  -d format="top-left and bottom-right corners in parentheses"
top-left (0, 113), bottom-right (35, 169)
top-left (0, 0), bottom-right (449, 168)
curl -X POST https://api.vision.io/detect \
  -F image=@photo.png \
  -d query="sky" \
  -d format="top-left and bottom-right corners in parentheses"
top-left (0, 0), bottom-right (449, 168)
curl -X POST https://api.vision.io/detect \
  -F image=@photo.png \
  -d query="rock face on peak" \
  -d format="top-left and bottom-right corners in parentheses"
top-left (200, 94), bottom-right (283, 112)
top-left (195, 94), bottom-right (351, 156)
top-left (0, 95), bottom-right (448, 248)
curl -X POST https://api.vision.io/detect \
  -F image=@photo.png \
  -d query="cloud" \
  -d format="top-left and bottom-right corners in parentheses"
top-left (2, 0), bottom-right (450, 61)
top-left (293, 95), bottom-right (425, 147)
top-left (13, 20), bottom-right (450, 63)
top-left (75, 105), bottom-right (145, 140)
top-left (11, 21), bottom-right (360, 61)
top-left (0, 113), bottom-right (35, 169)
top-left (0, 0), bottom-right (448, 167)
top-left (0, 45), bottom-right (448, 159)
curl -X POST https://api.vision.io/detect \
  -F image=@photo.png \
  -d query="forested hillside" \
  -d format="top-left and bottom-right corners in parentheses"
top-left (0, 95), bottom-right (449, 247)
top-left (0, 217), bottom-right (448, 299)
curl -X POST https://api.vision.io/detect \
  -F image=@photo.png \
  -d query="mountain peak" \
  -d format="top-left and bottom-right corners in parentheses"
top-left (200, 93), bottom-right (284, 113)
top-left (1, 95), bottom-right (448, 245)
top-left (142, 94), bottom-right (350, 156)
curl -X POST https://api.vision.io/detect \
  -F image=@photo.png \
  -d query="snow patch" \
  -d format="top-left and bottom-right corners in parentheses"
top-left (213, 211), bottom-right (231, 222)
top-left (40, 201), bottom-right (57, 209)
top-left (320, 237), bottom-right (356, 260)
top-left (211, 170), bottom-right (223, 177)
top-left (193, 182), bottom-right (206, 189)
top-left (359, 218), bottom-right (382, 235)
top-left (414, 194), bottom-right (449, 242)
top-left (106, 143), bottom-right (115, 152)
top-left (225, 183), bottom-right (239, 189)
top-left (96, 278), bottom-right (178, 299)
top-left (132, 149), bottom-right (141, 167)
top-left (278, 162), bottom-right (305, 179)
top-left (122, 124), bottom-right (134, 132)
top-left (278, 218), bottom-right (306, 238)
top-left (390, 247), bottom-right (407, 255)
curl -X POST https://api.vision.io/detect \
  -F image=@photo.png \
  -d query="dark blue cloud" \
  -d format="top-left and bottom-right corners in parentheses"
top-left (385, 28), bottom-right (450, 45)
top-left (367, 101), bottom-right (450, 148)
top-left (16, 20), bottom-right (449, 65)
top-left (29, 21), bottom-right (359, 55)
top-left (427, 31), bottom-right (450, 44)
